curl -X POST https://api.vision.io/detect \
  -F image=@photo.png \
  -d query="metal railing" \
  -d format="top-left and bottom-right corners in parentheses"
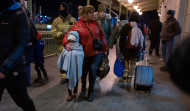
top-left (40, 31), bottom-right (58, 57)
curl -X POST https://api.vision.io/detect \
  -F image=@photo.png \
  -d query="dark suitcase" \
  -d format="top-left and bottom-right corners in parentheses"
top-left (134, 51), bottom-right (154, 92)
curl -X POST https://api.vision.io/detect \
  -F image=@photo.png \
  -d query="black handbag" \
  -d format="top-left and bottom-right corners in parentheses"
top-left (93, 39), bottom-right (104, 51)
top-left (84, 22), bottom-right (104, 51)
top-left (97, 54), bottom-right (110, 78)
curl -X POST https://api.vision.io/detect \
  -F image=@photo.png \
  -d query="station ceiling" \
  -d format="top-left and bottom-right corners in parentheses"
top-left (97, 0), bottom-right (159, 14)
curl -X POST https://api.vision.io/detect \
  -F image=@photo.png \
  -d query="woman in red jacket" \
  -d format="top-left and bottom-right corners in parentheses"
top-left (63, 5), bottom-right (108, 102)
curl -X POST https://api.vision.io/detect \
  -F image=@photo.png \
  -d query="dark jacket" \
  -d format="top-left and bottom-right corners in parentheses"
top-left (149, 19), bottom-right (162, 41)
top-left (160, 17), bottom-right (181, 41)
top-left (168, 35), bottom-right (190, 93)
top-left (119, 23), bottom-right (141, 60)
top-left (34, 40), bottom-right (45, 63)
top-left (0, 7), bottom-right (29, 76)
top-left (63, 18), bottom-right (108, 57)
top-left (94, 12), bottom-right (114, 49)
top-left (25, 20), bottom-right (37, 65)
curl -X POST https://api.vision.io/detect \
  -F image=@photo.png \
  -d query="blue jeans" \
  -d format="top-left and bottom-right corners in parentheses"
top-left (82, 53), bottom-right (102, 92)
top-left (161, 40), bottom-right (174, 67)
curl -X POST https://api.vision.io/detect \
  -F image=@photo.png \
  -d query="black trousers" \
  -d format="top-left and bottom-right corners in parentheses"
top-left (0, 65), bottom-right (36, 111)
top-left (149, 40), bottom-right (160, 55)
top-left (35, 62), bottom-right (48, 78)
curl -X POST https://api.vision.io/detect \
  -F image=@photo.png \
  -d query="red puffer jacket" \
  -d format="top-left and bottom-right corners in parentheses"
top-left (63, 19), bottom-right (108, 57)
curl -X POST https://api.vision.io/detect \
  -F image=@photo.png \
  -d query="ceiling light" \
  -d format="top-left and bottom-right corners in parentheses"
top-left (133, 5), bottom-right (138, 10)
top-left (128, 0), bottom-right (133, 4)
top-left (139, 12), bottom-right (142, 15)
top-left (137, 9), bottom-right (141, 12)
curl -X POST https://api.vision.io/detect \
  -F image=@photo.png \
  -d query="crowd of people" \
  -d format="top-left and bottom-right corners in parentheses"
top-left (0, 0), bottom-right (186, 111)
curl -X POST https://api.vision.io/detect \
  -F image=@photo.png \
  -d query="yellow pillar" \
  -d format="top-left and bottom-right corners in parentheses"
top-left (109, 0), bottom-right (112, 14)
top-left (119, 2), bottom-right (122, 20)
top-left (87, 0), bottom-right (90, 5)
top-left (27, 0), bottom-right (32, 20)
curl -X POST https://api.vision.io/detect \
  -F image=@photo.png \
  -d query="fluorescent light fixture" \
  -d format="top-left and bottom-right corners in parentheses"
top-left (133, 5), bottom-right (138, 10)
top-left (137, 9), bottom-right (141, 12)
top-left (128, 0), bottom-right (133, 4)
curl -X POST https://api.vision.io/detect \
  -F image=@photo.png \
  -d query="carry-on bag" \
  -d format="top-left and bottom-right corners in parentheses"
top-left (134, 51), bottom-right (154, 92)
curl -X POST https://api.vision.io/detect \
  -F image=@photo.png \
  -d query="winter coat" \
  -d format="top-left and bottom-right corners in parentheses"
top-left (94, 12), bottom-right (113, 49)
top-left (0, 3), bottom-right (29, 76)
top-left (63, 18), bottom-right (108, 57)
top-left (114, 20), bottom-right (128, 57)
top-left (51, 15), bottom-right (76, 55)
top-left (168, 35), bottom-right (190, 93)
top-left (149, 19), bottom-right (162, 41)
top-left (119, 23), bottom-right (142, 60)
top-left (34, 40), bottom-right (45, 63)
top-left (51, 14), bottom-right (76, 44)
top-left (25, 20), bottom-right (37, 65)
top-left (160, 17), bottom-right (181, 41)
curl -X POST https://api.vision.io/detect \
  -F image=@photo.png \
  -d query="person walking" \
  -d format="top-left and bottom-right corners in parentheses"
top-left (51, 2), bottom-right (76, 84)
top-left (57, 31), bottom-right (84, 102)
top-left (119, 11), bottom-right (144, 85)
top-left (94, 4), bottom-right (113, 57)
top-left (160, 10), bottom-right (181, 71)
top-left (63, 5), bottom-right (108, 102)
top-left (148, 16), bottom-right (162, 56)
top-left (0, 0), bottom-right (36, 110)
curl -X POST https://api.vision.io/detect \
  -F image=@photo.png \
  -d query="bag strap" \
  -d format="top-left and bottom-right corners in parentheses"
top-left (83, 21), bottom-right (95, 39)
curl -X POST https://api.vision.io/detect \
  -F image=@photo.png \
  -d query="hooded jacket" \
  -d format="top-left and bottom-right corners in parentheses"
top-left (160, 17), bottom-right (181, 41)
top-left (0, 2), bottom-right (29, 76)
top-left (63, 18), bottom-right (108, 57)
top-left (94, 12), bottom-right (113, 49)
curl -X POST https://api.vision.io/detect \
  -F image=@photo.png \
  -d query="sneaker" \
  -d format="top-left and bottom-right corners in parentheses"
top-left (67, 95), bottom-right (73, 102)
top-left (43, 77), bottom-right (49, 83)
top-left (34, 77), bottom-right (42, 83)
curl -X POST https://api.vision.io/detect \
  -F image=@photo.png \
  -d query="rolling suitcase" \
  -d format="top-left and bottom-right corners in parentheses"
top-left (134, 51), bottom-right (154, 92)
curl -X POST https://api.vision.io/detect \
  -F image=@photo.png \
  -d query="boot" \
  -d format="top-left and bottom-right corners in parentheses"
top-left (67, 91), bottom-right (73, 102)
top-left (88, 92), bottom-right (94, 102)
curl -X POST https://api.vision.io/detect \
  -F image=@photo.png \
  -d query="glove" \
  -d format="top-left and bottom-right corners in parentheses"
top-left (56, 32), bottom-right (63, 38)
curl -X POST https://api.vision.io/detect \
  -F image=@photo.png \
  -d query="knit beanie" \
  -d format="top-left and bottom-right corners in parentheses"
top-left (37, 32), bottom-right (42, 40)
top-left (67, 31), bottom-right (79, 42)
top-left (167, 10), bottom-right (175, 17)
top-left (98, 4), bottom-right (106, 13)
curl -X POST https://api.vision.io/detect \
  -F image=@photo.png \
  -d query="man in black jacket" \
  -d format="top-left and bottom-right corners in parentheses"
top-left (0, 0), bottom-right (36, 111)
top-left (148, 16), bottom-right (162, 56)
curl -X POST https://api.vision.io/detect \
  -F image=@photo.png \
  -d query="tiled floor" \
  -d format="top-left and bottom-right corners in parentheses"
top-left (1, 41), bottom-right (190, 111)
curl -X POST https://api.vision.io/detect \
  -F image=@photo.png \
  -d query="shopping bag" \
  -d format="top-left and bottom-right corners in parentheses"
top-left (114, 57), bottom-right (124, 77)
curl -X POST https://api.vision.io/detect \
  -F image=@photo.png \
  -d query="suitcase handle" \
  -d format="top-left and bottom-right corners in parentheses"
top-left (140, 50), bottom-right (148, 66)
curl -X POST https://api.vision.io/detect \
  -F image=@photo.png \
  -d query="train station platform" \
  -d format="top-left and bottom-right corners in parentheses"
top-left (1, 40), bottom-right (190, 111)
